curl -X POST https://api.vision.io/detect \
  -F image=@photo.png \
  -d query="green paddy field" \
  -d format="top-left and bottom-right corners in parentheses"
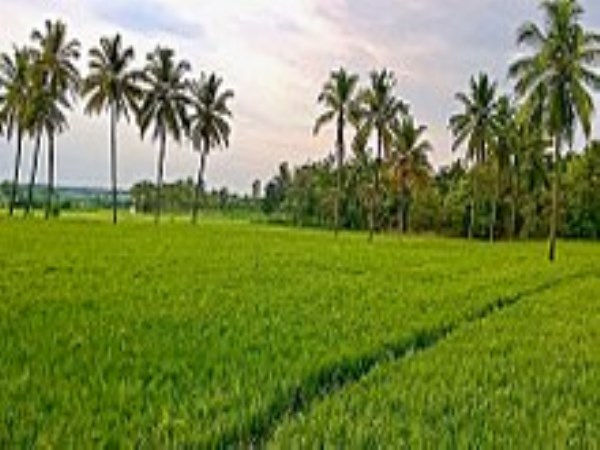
top-left (0, 216), bottom-right (598, 448)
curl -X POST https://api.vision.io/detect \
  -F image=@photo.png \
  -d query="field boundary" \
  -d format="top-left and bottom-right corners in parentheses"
top-left (209, 271), bottom-right (595, 448)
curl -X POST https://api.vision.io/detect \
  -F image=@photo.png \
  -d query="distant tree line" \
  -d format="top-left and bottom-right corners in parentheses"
top-left (262, 142), bottom-right (600, 240)
top-left (0, 21), bottom-right (234, 224)
top-left (262, 0), bottom-right (600, 260)
top-left (129, 178), bottom-right (260, 215)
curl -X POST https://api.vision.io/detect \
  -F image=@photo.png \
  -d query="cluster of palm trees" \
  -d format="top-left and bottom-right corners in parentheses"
top-left (312, 0), bottom-right (599, 260)
top-left (451, 0), bottom-right (599, 260)
top-left (314, 68), bottom-right (431, 239)
top-left (0, 20), bottom-right (234, 224)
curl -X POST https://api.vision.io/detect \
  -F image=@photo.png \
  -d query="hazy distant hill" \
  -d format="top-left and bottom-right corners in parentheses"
top-left (0, 182), bottom-right (131, 209)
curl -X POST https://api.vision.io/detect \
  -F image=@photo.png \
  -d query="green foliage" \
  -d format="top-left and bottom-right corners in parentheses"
top-left (565, 142), bottom-right (600, 238)
top-left (0, 219), bottom-right (598, 446)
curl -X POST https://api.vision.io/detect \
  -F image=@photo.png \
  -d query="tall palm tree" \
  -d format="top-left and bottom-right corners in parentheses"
top-left (138, 47), bottom-right (190, 223)
top-left (353, 69), bottom-right (407, 238)
top-left (509, 0), bottom-right (600, 261)
top-left (449, 73), bottom-right (498, 239)
top-left (31, 20), bottom-right (80, 219)
top-left (390, 117), bottom-right (433, 233)
top-left (313, 68), bottom-right (359, 234)
top-left (83, 34), bottom-right (141, 224)
top-left (0, 46), bottom-right (32, 216)
top-left (188, 72), bottom-right (234, 224)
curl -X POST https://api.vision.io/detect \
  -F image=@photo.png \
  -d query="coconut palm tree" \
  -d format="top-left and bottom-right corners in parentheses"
top-left (353, 69), bottom-right (407, 237)
top-left (509, 0), bottom-right (600, 261)
top-left (188, 72), bottom-right (234, 224)
top-left (24, 73), bottom-right (68, 216)
top-left (82, 34), bottom-right (141, 224)
top-left (138, 47), bottom-right (190, 223)
top-left (31, 20), bottom-right (80, 219)
top-left (449, 73), bottom-right (498, 239)
top-left (313, 68), bottom-right (359, 234)
top-left (0, 46), bottom-right (32, 216)
top-left (390, 117), bottom-right (433, 233)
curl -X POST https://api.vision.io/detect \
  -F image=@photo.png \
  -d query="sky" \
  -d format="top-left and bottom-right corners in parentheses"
top-left (0, 0), bottom-right (599, 193)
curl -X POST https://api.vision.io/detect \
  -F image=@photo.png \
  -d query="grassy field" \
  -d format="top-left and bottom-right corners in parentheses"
top-left (0, 216), bottom-right (598, 447)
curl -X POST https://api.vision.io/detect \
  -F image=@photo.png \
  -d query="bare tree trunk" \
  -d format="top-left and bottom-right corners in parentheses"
top-left (549, 137), bottom-right (560, 262)
top-left (192, 140), bottom-right (208, 224)
top-left (45, 130), bottom-right (55, 220)
top-left (9, 127), bottom-right (23, 216)
top-left (110, 102), bottom-right (118, 225)
top-left (155, 128), bottom-right (166, 224)
top-left (25, 131), bottom-right (42, 217)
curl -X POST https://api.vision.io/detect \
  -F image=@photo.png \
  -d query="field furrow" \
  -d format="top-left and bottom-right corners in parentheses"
top-left (270, 275), bottom-right (600, 448)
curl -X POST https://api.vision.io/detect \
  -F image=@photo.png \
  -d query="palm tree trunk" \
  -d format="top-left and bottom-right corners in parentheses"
top-left (398, 194), bottom-right (404, 234)
top-left (45, 129), bottom-right (55, 220)
top-left (25, 131), bottom-right (42, 217)
top-left (368, 194), bottom-right (374, 242)
top-left (510, 197), bottom-right (516, 241)
top-left (398, 183), bottom-right (407, 234)
top-left (468, 197), bottom-right (475, 240)
top-left (9, 127), bottom-right (23, 216)
top-left (110, 102), bottom-right (118, 225)
top-left (155, 128), bottom-right (167, 224)
top-left (372, 128), bottom-right (382, 237)
top-left (490, 170), bottom-right (499, 243)
top-left (192, 140), bottom-right (208, 224)
top-left (334, 112), bottom-right (345, 236)
top-left (549, 137), bottom-right (561, 262)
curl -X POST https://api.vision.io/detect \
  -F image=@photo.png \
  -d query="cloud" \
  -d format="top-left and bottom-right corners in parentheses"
top-left (91, 0), bottom-right (201, 39)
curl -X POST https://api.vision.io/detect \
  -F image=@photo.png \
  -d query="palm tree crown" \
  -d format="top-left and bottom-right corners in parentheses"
top-left (138, 47), bottom-right (190, 143)
top-left (313, 68), bottom-right (359, 137)
top-left (449, 73), bottom-right (498, 165)
top-left (189, 72), bottom-right (233, 153)
top-left (354, 69), bottom-right (407, 159)
top-left (31, 20), bottom-right (80, 101)
top-left (509, 0), bottom-right (600, 144)
top-left (83, 34), bottom-right (140, 120)
top-left (0, 46), bottom-right (33, 139)
top-left (391, 117), bottom-right (433, 179)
